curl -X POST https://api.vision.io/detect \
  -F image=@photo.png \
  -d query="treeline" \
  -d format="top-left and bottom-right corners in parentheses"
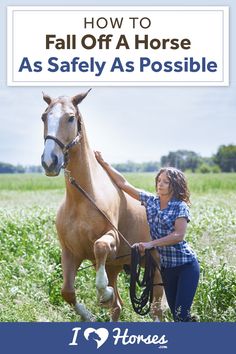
top-left (0, 162), bottom-right (42, 174)
top-left (0, 144), bottom-right (236, 174)
top-left (114, 144), bottom-right (236, 173)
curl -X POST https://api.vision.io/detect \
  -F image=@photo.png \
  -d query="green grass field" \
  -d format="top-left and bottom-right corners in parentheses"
top-left (0, 173), bottom-right (235, 322)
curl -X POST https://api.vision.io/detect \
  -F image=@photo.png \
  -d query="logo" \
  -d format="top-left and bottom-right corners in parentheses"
top-left (84, 328), bottom-right (109, 349)
top-left (69, 326), bottom-right (168, 349)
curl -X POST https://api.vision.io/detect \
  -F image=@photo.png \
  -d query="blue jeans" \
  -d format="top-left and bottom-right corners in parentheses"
top-left (161, 259), bottom-right (200, 322)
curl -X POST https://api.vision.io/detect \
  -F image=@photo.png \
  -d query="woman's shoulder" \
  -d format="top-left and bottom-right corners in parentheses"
top-left (171, 198), bottom-right (187, 206)
top-left (170, 198), bottom-right (190, 221)
top-left (170, 198), bottom-right (189, 211)
top-left (139, 190), bottom-right (159, 205)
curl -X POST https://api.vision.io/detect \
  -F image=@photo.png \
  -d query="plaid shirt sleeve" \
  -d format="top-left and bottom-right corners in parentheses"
top-left (139, 191), bottom-right (151, 206)
top-left (139, 191), bottom-right (155, 206)
top-left (139, 191), bottom-right (158, 222)
top-left (176, 202), bottom-right (191, 223)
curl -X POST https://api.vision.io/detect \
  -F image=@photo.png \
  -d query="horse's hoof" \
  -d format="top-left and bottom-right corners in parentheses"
top-left (74, 302), bottom-right (96, 322)
top-left (99, 286), bottom-right (115, 308)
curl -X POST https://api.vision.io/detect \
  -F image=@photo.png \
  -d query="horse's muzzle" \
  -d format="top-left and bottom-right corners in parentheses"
top-left (41, 152), bottom-right (63, 176)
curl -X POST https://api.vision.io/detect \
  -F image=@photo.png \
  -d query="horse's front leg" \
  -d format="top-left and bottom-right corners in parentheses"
top-left (94, 230), bottom-right (117, 306)
top-left (61, 247), bottom-right (95, 321)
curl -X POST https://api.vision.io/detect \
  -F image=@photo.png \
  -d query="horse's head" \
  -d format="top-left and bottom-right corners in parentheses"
top-left (41, 90), bottom-right (91, 176)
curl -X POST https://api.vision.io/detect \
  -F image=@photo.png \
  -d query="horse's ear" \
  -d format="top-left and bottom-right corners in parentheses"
top-left (42, 92), bottom-right (52, 105)
top-left (72, 89), bottom-right (92, 106)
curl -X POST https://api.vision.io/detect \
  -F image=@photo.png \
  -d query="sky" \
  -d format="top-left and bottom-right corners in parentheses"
top-left (0, 0), bottom-right (235, 166)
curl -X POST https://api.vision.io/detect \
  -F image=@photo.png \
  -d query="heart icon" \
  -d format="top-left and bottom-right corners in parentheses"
top-left (84, 328), bottom-right (109, 349)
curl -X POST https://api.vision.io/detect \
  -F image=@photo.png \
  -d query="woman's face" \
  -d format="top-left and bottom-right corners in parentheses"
top-left (156, 171), bottom-right (172, 197)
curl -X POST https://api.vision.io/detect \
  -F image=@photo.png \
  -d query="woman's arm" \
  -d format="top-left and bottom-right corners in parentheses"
top-left (138, 218), bottom-right (188, 252)
top-left (94, 151), bottom-right (141, 200)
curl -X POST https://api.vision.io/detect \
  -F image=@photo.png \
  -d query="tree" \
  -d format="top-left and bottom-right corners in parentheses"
top-left (197, 163), bottom-right (211, 174)
top-left (112, 161), bottom-right (139, 172)
top-left (0, 162), bottom-right (16, 173)
top-left (113, 161), bottom-right (159, 172)
top-left (214, 144), bottom-right (236, 172)
top-left (0, 162), bottom-right (42, 173)
top-left (161, 150), bottom-right (202, 172)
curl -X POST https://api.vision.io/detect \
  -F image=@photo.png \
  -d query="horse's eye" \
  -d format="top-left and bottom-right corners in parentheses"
top-left (68, 116), bottom-right (75, 123)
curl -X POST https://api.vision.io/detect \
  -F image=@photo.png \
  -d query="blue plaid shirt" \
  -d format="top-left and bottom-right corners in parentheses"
top-left (139, 191), bottom-right (197, 268)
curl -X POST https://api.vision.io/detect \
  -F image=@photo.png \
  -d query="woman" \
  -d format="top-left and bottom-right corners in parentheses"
top-left (94, 151), bottom-right (200, 322)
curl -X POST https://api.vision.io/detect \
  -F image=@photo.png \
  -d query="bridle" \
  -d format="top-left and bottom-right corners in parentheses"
top-left (44, 134), bottom-right (81, 168)
top-left (44, 117), bottom-right (82, 168)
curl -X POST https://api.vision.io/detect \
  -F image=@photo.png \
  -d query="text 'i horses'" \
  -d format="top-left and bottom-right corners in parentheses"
top-left (41, 90), bottom-right (163, 321)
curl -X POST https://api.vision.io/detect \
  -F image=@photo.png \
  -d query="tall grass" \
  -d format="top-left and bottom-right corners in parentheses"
top-left (0, 173), bottom-right (235, 322)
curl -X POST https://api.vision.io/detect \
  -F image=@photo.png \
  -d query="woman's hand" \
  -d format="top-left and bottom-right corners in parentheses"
top-left (94, 151), bottom-right (107, 166)
top-left (133, 241), bottom-right (155, 255)
top-left (94, 150), bottom-right (140, 201)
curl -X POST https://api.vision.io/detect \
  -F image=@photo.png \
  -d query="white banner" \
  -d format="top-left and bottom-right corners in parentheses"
top-left (7, 6), bottom-right (229, 86)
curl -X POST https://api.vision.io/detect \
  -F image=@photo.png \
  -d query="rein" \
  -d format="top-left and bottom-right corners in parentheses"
top-left (64, 169), bottom-right (132, 249)
top-left (130, 246), bottom-right (159, 316)
top-left (64, 168), bottom-right (163, 316)
top-left (44, 130), bottom-right (131, 248)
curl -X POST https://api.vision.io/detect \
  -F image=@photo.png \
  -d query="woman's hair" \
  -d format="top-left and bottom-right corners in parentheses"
top-left (155, 167), bottom-right (191, 205)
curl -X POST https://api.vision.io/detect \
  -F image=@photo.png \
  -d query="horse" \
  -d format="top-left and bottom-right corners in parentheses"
top-left (41, 90), bottom-right (163, 321)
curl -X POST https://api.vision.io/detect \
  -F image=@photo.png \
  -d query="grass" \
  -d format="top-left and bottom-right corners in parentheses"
top-left (0, 173), bottom-right (65, 191)
top-left (0, 173), bottom-right (235, 322)
top-left (1, 171), bottom-right (236, 192)
top-left (125, 172), bottom-right (236, 194)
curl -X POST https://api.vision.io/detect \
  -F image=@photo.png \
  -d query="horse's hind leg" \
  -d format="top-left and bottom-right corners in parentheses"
top-left (94, 231), bottom-right (117, 306)
top-left (106, 266), bottom-right (123, 321)
top-left (61, 247), bottom-right (94, 321)
top-left (151, 269), bottom-right (164, 322)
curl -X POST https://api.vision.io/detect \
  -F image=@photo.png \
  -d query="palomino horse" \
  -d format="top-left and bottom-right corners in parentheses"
top-left (41, 90), bottom-right (163, 321)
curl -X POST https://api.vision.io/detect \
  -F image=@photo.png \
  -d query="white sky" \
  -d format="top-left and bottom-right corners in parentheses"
top-left (0, 0), bottom-right (235, 165)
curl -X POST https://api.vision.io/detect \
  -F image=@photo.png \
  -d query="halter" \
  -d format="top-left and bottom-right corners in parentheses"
top-left (44, 133), bottom-right (81, 168)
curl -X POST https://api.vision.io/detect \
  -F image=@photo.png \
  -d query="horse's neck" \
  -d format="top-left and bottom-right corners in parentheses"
top-left (64, 129), bottom-right (101, 201)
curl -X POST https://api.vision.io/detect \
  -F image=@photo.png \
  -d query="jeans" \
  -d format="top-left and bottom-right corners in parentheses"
top-left (161, 259), bottom-right (200, 322)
